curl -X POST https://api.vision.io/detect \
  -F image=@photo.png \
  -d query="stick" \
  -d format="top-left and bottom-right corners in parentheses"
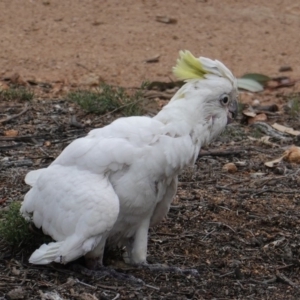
top-left (0, 135), bottom-right (51, 142)
top-left (198, 149), bottom-right (246, 157)
top-left (0, 105), bottom-right (29, 124)
top-left (276, 264), bottom-right (295, 271)
top-left (0, 143), bottom-right (23, 149)
top-left (207, 221), bottom-right (236, 233)
top-left (216, 185), bottom-right (298, 195)
top-left (276, 271), bottom-right (300, 289)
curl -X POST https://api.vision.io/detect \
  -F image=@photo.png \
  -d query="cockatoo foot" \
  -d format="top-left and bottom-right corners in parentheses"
top-left (70, 264), bottom-right (144, 285)
top-left (135, 262), bottom-right (199, 276)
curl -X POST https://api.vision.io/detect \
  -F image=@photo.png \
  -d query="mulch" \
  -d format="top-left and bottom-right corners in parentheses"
top-left (0, 84), bottom-right (300, 299)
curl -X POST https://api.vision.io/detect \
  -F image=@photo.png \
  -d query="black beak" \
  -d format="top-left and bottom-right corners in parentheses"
top-left (227, 99), bottom-right (238, 123)
top-left (228, 100), bottom-right (238, 119)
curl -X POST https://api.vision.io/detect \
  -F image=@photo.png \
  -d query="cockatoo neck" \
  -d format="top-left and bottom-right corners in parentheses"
top-left (154, 100), bottom-right (214, 148)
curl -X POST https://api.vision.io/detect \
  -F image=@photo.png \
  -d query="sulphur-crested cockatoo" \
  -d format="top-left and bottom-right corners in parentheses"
top-left (21, 50), bottom-right (238, 273)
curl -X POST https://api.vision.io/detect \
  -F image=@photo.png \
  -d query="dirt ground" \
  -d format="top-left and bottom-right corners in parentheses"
top-left (1, 0), bottom-right (300, 299)
top-left (1, 0), bottom-right (300, 88)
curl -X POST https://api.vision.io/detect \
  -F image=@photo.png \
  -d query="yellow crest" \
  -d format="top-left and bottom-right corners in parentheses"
top-left (173, 50), bottom-right (236, 87)
top-left (173, 50), bottom-right (207, 80)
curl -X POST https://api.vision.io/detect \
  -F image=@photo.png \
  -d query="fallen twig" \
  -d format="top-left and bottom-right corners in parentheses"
top-left (276, 271), bottom-right (300, 289)
top-left (251, 189), bottom-right (297, 196)
top-left (216, 185), bottom-right (298, 196)
top-left (75, 62), bottom-right (93, 73)
top-left (0, 105), bottom-right (29, 124)
top-left (276, 264), bottom-right (295, 271)
top-left (249, 276), bottom-right (277, 285)
top-left (70, 115), bottom-right (83, 128)
top-left (253, 104), bottom-right (279, 112)
top-left (250, 122), bottom-right (293, 143)
top-left (0, 135), bottom-right (51, 142)
top-left (0, 159), bottom-right (33, 169)
top-left (198, 148), bottom-right (247, 158)
top-left (207, 221), bottom-right (236, 233)
top-left (218, 271), bottom-right (235, 278)
top-left (0, 143), bottom-right (23, 149)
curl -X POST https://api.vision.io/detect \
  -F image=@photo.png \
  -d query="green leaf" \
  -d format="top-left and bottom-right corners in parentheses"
top-left (240, 73), bottom-right (271, 85)
top-left (237, 78), bottom-right (264, 92)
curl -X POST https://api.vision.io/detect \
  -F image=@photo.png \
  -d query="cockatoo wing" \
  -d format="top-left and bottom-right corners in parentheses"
top-left (51, 117), bottom-right (164, 172)
top-left (22, 115), bottom-right (199, 264)
top-left (21, 116), bottom-right (170, 263)
top-left (21, 165), bottom-right (120, 264)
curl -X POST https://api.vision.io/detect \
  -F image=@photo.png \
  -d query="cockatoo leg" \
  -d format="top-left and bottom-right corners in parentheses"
top-left (68, 236), bottom-right (144, 284)
top-left (126, 218), bottom-right (150, 264)
top-left (84, 236), bottom-right (106, 269)
top-left (125, 220), bottom-right (199, 276)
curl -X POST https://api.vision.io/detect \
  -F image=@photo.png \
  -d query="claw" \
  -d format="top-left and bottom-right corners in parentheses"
top-left (70, 264), bottom-right (144, 285)
top-left (135, 263), bottom-right (199, 276)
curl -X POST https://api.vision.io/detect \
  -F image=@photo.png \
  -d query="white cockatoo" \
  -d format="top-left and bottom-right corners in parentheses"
top-left (21, 51), bottom-right (238, 273)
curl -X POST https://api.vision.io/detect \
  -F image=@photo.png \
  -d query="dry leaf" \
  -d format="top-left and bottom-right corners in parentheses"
top-left (92, 21), bottom-right (104, 26)
top-left (6, 72), bottom-right (27, 86)
top-left (272, 123), bottom-right (300, 136)
top-left (222, 162), bottom-right (237, 173)
top-left (279, 65), bottom-right (292, 72)
top-left (4, 129), bottom-right (19, 137)
top-left (264, 156), bottom-right (284, 168)
top-left (248, 135), bottom-right (278, 147)
top-left (11, 266), bottom-right (21, 276)
top-left (7, 287), bottom-right (25, 299)
top-left (156, 16), bottom-right (177, 24)
top-left (145, 54), bottom-right (160, 63)
top-left (79, 73), bottom-right (103, 86)
top-left (26, 75), bottom-right (38, 85)
top-left (247, 113), bottom-right (267, 125)
top-left (263, 237), bottom-right (285, 249)
top-left (52, 83), bottom-right (63, 95)
top-left (283, 145), bottom-right (300, 164)
top-left (79, 293), bottom-right (98, 300)
top-left (265, 145), bottom-right (300, 167)
top-left (0, 82), bottom-right (9, 91)
top-left (252, 99), bottom-right (260, 106)
top-left (260, 136), bottom-right (275, 146)
top-left (40, 291), bottom-right (64, 300)
top-left (242, 108), bottom-right (256, 118)
top-left (235, 161), bottom-right (247, 167)
top-left (250, 172), bottom-right (266, 178)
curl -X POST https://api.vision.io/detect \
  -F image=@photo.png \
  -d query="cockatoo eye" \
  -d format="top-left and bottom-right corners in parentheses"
top-left (220, 94), bottom-right (229, 106)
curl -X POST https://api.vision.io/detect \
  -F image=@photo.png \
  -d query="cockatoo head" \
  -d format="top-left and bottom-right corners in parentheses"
top-left (170, 50), bottom-right (238, 143)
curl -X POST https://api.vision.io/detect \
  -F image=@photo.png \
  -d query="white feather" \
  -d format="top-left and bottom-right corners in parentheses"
top-left (21, 55), bottom-right (238, 266)
top-left (24, 169), bottom-right (45, 186)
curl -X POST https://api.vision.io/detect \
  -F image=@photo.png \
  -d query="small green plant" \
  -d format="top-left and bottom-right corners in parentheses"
top-left (287, 93), bottom-right (300, 117)
top-left (248, 127), bottom-right (264, 139)
top-left (238, 101), bottom-right (245, 115)
top-left (219, 125), bottom-right (247, 142)
top-left (0, 202), bottom-right (33, 246)
top-left (0, 202), bottom-right (50, 247)
top-left (68, 82), bottom-right (147, 116)
top-left (0, 87), bottom-right (34, 101)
